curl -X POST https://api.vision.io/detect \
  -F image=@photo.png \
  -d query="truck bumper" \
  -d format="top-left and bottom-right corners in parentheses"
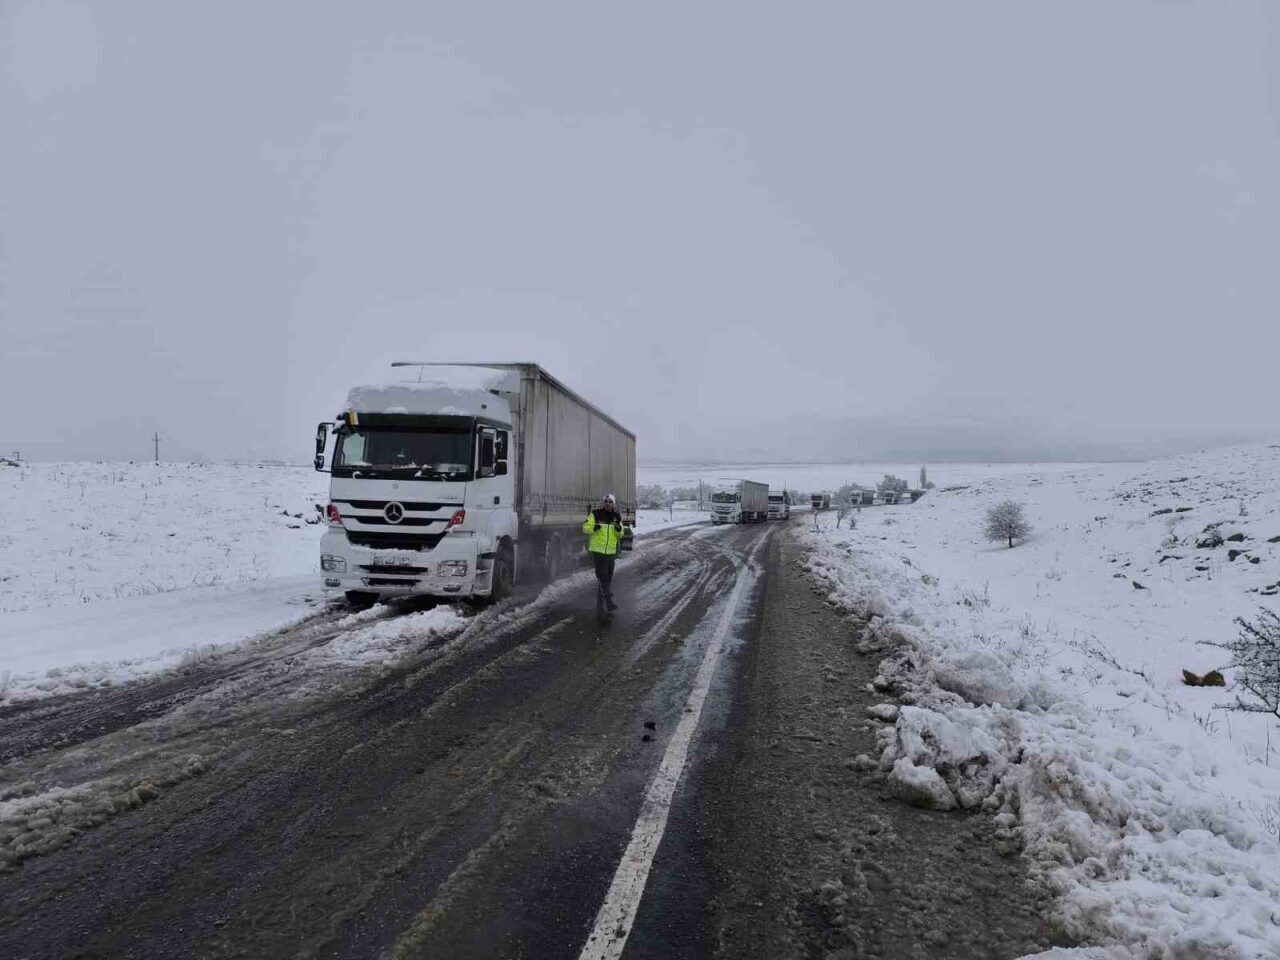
top-left (319, 529), bottom-right (492, 599)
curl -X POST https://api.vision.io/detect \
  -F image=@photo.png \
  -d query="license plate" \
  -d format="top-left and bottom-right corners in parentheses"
top-left (369, 554), bottom-right (417, 567)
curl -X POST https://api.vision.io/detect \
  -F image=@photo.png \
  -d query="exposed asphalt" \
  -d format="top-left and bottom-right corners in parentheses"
top-left (0, 523), bottom-right (1064, 959)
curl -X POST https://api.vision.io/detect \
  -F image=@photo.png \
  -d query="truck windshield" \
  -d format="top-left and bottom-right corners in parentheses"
top-left (333, 427), bottom-right (473, 481)
top-left (711, 492), bottom-right (739, 503)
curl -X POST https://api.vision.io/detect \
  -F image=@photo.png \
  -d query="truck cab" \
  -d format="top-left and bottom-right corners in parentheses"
top-left (767, 491), bottom-right (790, 520)
top-left (318, 393), bottom-right (518, 605)
top-left (710, 489), bottom-right (742, 524)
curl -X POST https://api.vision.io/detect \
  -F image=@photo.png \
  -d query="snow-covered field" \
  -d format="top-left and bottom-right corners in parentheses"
top-left (640, 460), bottom-right (1107, 496)
top-left (0, 462), bottom-right (329, 614)
top-left (802, 442), bottom-right (1280, 959)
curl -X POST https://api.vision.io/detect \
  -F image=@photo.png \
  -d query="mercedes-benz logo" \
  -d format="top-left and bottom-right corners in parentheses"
top-left (384, 501), bottom-right (405, 524)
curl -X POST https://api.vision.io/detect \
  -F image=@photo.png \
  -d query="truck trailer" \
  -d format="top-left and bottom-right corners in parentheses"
top-left (710, 479), bottom-right (769, 524)
top-left (315, 363), bottom-right (636, 605)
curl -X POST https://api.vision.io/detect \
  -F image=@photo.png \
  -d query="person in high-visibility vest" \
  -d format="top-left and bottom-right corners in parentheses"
top-left (583, 493), bottom-right (626, 620)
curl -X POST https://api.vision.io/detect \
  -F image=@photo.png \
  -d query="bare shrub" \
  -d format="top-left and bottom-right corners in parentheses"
top-left (1205, 609), bottom-right (1280, 718)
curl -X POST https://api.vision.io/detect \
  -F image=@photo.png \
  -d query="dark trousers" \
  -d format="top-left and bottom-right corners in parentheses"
top-left (592, 552), bottom-right (616, 604)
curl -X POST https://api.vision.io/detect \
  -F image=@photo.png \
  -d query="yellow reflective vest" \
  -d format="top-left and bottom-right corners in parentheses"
top-left (583, 510), bottom-right (626, 556)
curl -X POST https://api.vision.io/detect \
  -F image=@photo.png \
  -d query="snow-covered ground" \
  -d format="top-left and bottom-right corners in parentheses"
top-left (0, 461), bottom-right (328, 614)
top-left (0, 461), bottom-right (704, 703)
top-left (0, 462), bottom-right (332, 703)
top-left (802, 442), bottom-right (1280, 959)
top-left (636, 503), bottom-right (711, 534)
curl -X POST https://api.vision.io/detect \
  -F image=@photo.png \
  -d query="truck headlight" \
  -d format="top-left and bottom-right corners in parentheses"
top-left (321, 555), bottom-right (347, 572)
top-left (437, 560), bottom-right (468, 578)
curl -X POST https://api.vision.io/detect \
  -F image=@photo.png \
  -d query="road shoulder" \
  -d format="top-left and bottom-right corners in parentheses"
top-left (703, 527), bottom-right (1062, 958)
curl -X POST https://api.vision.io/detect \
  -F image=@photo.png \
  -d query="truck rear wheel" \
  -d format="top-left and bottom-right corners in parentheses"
top-left (543, 537), bottom-right (562, 582)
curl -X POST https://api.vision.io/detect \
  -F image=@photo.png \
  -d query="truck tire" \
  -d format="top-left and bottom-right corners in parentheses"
top-left (344, 590), bottom-right (378, 609)
top-left (490, 544), bottom-right (514, 601)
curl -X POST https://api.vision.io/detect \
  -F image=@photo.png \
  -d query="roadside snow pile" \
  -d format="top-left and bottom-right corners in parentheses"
top-left (803, 442), bottom-right (1280, 960)
top-left (0, 461), bottom-right (327, 614)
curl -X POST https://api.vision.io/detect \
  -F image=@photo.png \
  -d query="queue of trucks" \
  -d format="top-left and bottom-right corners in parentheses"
top-left (806, 488), bottom-right (925, 510)
top-left (313, 361), bottom-right (925, 605)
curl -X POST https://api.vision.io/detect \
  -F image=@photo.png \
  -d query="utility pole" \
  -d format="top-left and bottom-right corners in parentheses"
top-left (152, 432), bottom-right (160, 464)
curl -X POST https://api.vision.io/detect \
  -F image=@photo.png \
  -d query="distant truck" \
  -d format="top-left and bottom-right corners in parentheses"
top-left (767, 489), bottom-right (791, 520)
top-left (859, 489), bottom-right (875, 506)
top-left (315, 363), bottom-right (636, 605)
top-left (810, 492), bottom-right (832, 511)
top-left (711, 480), bottom-right (769, 524)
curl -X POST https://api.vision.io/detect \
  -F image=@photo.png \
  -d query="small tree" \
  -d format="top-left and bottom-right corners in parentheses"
top-left (878, 474), bottom-right (909, 496)
top-left (636, 484), bottom-right (669, 509)
top-left (833, 483), bottom-right (861, 510)
top-left (983, 500), bottom-right (1031, 548)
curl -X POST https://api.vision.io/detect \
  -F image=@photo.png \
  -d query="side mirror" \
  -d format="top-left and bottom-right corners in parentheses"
top-left (495, 460), bottom-right (508, 476)
top-left (314, 422), bottom-right (331, 473)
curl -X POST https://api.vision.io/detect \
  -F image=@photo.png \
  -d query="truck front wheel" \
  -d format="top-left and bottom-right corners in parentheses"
top-left (344, 590), bottom-right (378, 609)
top-left (490, 545), bottom-right (514, 601)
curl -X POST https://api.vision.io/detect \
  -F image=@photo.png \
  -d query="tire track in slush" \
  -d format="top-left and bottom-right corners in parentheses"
top-left (578, 531), bottom-right (770, 960)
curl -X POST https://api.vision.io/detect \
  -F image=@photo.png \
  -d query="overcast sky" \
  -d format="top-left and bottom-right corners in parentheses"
top-left (3, 2), bottom-right (1277, 463)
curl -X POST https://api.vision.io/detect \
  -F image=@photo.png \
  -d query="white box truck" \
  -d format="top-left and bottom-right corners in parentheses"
top-left (710, 479), bottom-right (769, 524)
top-left (315, 363), bottom-right (636, 604)
top-left (767, 489), bottom-right (791, 520)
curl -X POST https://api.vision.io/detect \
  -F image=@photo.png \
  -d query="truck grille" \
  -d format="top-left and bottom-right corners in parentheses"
top-left (348, 516), bottom-right (440, 527)
top-left (364, 577), bottom-right (420, 586)
top-left (346, 532), bottom-right (448, 551)
top-left (358, 563), bottom-right (430, 575)
top-left (338, 500), bottom-right (452, 511)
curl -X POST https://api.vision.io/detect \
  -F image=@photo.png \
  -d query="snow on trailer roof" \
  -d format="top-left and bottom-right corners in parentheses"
top-left (391, 361), bottom-right (636, 439)
top-left (386, 364), bottom-right (522, 393)
top-left (344, 365), bottom-right (520, 419)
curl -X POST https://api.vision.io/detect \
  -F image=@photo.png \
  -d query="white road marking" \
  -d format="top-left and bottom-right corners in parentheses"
top-left (578, 533), bottom-right (769, 960)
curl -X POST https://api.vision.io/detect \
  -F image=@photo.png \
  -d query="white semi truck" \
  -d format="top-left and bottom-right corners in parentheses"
top-left (710, 479), bottom-right (769, 524)
top-left (767, 489), bottom-right (791, 520)
top-left (315, 363), bottom-right (636, 605)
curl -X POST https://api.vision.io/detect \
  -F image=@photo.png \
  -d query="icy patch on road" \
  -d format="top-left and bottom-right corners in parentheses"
top-left (305, 606), bottom-right (468, 668)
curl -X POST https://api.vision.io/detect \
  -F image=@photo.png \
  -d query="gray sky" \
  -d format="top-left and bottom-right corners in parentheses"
top-left (3, 1), bottom-right (1277, 463)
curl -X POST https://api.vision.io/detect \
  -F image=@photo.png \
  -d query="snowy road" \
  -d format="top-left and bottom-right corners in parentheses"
top-left (0, 523), bottom-right (1060, 959)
